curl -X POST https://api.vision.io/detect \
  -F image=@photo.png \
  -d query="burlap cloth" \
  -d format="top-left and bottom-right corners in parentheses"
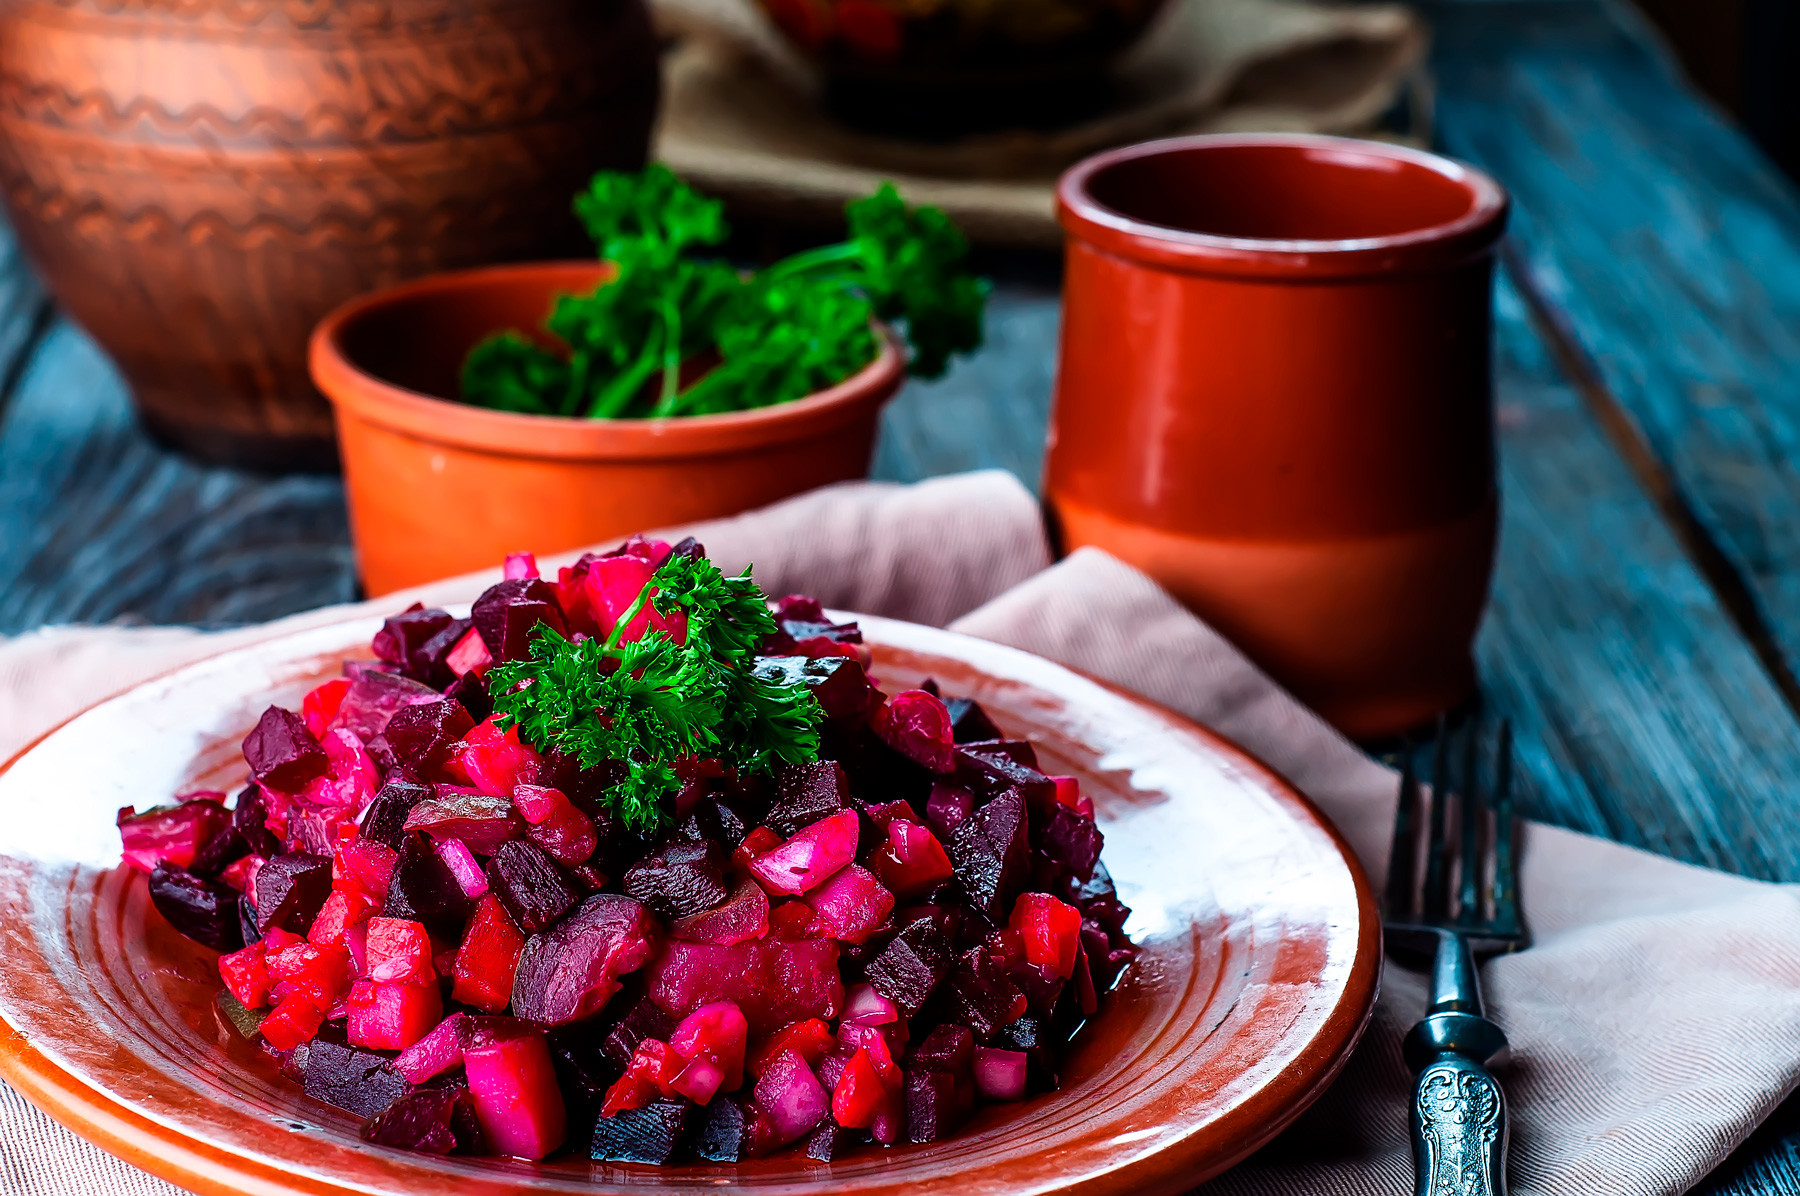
top-left (652, 0), bottom-right (1430, 246)
top-left (3, 471), bottom-right (1798, 1194)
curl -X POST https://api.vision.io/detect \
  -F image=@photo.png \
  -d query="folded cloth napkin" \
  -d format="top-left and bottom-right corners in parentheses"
top-left (2, 470), bottom-right (1798, 1196)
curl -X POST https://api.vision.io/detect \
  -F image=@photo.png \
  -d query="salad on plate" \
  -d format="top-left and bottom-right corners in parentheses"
top-left (115, 539), bottom-right (1134, 1166)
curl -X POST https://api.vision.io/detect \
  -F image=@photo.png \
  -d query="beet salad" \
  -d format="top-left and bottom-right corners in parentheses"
top-left (116, 538), bottom-right (1135, 1166)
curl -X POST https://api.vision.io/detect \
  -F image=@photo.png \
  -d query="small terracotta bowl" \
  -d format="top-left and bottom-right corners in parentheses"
top-left (310, 262), bottom-right (905, 596)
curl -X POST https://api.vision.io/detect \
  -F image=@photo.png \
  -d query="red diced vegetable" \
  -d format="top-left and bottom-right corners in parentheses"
top-left (870, 818), bottom-right (955, 901)
top-left (404, 791), bottom-right (523, 856)
top-left (872, 689), bottom-right (956, 774)
top-left (747, 810), bottom-right (859, 896)
top-left (842, 983), bottom-right (900, 1027)
top-left (668, 1000), bottom-right (748, 1104)
top-left (463, 1021), bottom-right (567, 1160)
top-left (335, 836), bottom-right (397, 901)
top-left (747, 1018), bottom-right (836, 1078)
top-left (973, 1046), bottom-right (1028, 1102)
top-left (831, 1048), bottom-right (885, 1129)
top-left (452, 895), bottom-right (527, 1012)
top-left (267, 941), bottom-right (351, 1011)
top-left (219, 853), bottom-right (263, 893)
top-left (117, 796), bottom-right (231, 872)
top-left (445, 628), bottom-right (492, 679)
top-left (1009, 893), bottom-right (1083, 980)
top-left (732, 826), bottom-right (784, 876)
top-left (301, 678), bottom-right (351, 739)
top-left (455, 718), bottom-right (542, 797)
top-left (365, 917), bottom-right (435, 985)
top-left (515, 785), bottom-right (598, 865)
top-left (393, 1012), bottom-right (467, 1084)
top-left (307, 888), bottom-right (373, 948)
top-left (346, 979), bottom-right (442, 1051)
top-left (670, 878), bottom-right (769, 945)
top-left (807, 863), bottom-right (894, 944)
top-left (259, 993), bottom-right (325, 1051)
top-left (751, 1049), bottom-right (828, 1147)
top-left (648, 938), bottom-right (842, 1034)
top-left (219, 942), bottom-right (271, 1010)
top-left (503, 551), bottom-right (539, 580)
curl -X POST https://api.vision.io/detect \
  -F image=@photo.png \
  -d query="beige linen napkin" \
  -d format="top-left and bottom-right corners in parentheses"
top-left (652, 0), bottom-right (1429, 247)
top-left (3, 470), bottom-right (1799, 1195)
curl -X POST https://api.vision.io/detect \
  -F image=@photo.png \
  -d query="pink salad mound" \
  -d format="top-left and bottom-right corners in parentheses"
top-left (120, 539), bottom-right (1135, 1166)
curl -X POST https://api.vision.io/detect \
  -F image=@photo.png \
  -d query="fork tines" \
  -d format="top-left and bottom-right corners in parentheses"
top-left (1384, 712), bottom-right (1524, 946)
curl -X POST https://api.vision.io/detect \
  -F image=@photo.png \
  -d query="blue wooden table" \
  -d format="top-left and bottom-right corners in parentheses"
top-left (5, 0), bottom-right (1800, 1190)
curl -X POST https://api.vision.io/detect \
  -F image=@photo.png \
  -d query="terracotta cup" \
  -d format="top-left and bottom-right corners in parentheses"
top-left (310, 262), bottom-right (905, 596)
top-left (1047, 134), bottom-right (1510, 738)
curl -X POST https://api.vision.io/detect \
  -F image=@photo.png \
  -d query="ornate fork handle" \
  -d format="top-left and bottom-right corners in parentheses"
top-left (1412, 1048), bottom-right (1508, 1196)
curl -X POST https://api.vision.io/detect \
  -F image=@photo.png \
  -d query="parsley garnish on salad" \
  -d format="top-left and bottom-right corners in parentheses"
top-left (459, 164), bottom-right (989, 419)
top-left (488, 549), bottom-right (823, 833)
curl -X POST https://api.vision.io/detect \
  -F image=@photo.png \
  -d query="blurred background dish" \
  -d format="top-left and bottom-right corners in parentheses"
top-left (0, 0), bottom-right (660, 471)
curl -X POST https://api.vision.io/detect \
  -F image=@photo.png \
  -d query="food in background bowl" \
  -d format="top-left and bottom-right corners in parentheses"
top-left (115, 539), bottom-right (1134, 1165)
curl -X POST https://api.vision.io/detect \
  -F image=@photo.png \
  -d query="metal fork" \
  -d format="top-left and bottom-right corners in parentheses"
top-left (1385, 712), bottom-right (1528, 1196)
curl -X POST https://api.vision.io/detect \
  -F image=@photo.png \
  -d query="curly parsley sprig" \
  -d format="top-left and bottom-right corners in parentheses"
top-left (488, 554), bottom-right (823, 834)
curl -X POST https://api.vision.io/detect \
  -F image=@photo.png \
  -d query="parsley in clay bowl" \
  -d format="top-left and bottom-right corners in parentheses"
top-left (310, 165), bottom-right (988, 596)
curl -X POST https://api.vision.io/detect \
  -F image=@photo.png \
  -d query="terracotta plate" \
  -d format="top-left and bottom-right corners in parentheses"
top-left (0, 614), bottom-right (1379, 1196)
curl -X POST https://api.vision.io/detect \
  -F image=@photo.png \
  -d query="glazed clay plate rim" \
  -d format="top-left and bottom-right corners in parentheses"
top-left (0, 612), bottom-right (1380, 1196)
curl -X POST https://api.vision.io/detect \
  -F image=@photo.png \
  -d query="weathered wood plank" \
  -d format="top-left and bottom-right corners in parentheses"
top-left (0, 320), bottom-right (355, 632)
top-left (1428, 0), bottom-right (1800, 702)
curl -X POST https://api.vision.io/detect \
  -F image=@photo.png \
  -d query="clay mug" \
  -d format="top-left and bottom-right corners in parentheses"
top-left (1046, 134), bottom-right (1510, 738)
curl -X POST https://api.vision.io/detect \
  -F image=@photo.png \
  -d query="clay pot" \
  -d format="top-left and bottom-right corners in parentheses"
top-left (1047, 134), bottom-right (1510, 738)
top-left (0, 0), bottom-right (659, 471)
top-left (310, 261), bottom-right (907, 595)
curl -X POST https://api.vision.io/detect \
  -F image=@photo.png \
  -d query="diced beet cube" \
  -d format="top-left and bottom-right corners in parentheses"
top-left (690, 1095), bottom-right (748, 1162)
top-left (361, 781), bottom-right (429, 851)
top-left (471, 577), bottom-right (567, 665)
top-left (511, 893), bottom-right (660, 1025)
top-left (1010, 893), bottom-right (1083, 979)
top-left (831, 1047), bottom-right (887, 1130)
top-left (973, 1046), bottom-right (1028, 1101)
top-left (372, 604), bottom-right (455, 669)
top-left (346, 978), bottom-right (441, 1050)
top-left (766, 761), bottom-right (850, 837)
top-left (956, 743), bottom-right (1056, 815)
top-left (453, 894), bottom-right (527, 1012)
top-left (329, 667), bottom-right (442, 746)
top-left (242, 707), bottom-right (328, 792)
top-left (336, 836), bottom-right (399, 903)
top-left (1040, 802), bottom-right (1104, 881)
top-left (393, 1012), bottom-right (466, 1084)
top-left (924, 783), bottom-right (975, 841)
top-left (668, 1000), bottom-right (748, 1103)
top-left (670, 878), bottom-right (769, 945)
top-left (486, 840), bottom-right (580, 934)
top-left (383, 834), bottom-right (476, 935)
top-left (403, 792), bottom-right (523, 856)
top-left (648, 937), bottom-right (843, 1034)
top-left (253, 852), bottom-right (333, 935)
top-left (944, 696), bottom-right (1002, 744)
top-left (806, 864), bottom-right (894, 945)
top-left (365, 917), bottom-right (435, 985)
top-left (284, 808), bottom-right (335, 857)
top-left (911, 1024), bottom-right (974, 1075)
top-left (843, 982), bottom-right (901, 1027)
top-left (873, 690), bottom-right (957, 774)
top-left (268, 939), bottom-right (352, 1010)
top-left (592, 1099), bottom-right (689, 1164)
top-left (904, 1066), bottom-right (971, 1144)
top-left (948, 941), bottom-right (1028, 1038)
top-left (948, 787), bottom-right (1030, 919)
top-left (993, 1016), bottom-right (1061, 1091)
top-left (148, 863), bottom-right (244, 951)
top-left (751, 655), bottom-right (878, 724)
top-left (260, 993), bottom-right (326, 1051)
top-left (219, 942), bottom-right (271, 1009)
top-left (805, 1116), bottom-right (864, 1161)
top-left (308, 888), bottom-right (373, 947)
top-left (747, 809), bottom-right (859, 896)
top-left (304, 1026), bottom-right (411, 1117)
top-left (462, 1020), bottom-right (567, 1160)
top-left (601, 996), bottom-right (677, 1071)
top-left (118, 796), bottom-right (233, 874)
top-left (864, 918), bottom-right (952, 1018)
top-left (623, 839), bottom-right (728, 920)
top-left (361, 1088), bottom-right (460, 1155)
top-left (385, 700), bottom-right (476, 778)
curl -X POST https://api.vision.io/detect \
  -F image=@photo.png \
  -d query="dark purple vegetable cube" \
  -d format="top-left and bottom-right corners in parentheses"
top-left (622, 840), bottom-right (727, 921)
top-left (361, 1088), bottom-right (460, 1155)
top-left (947, 787), bottom-right (1030, 920)
top-left (385, 700), bottom-right (476, 777)
top-left (148, 863), bottom-right (243, 951)
top-left (511, 893), bottom-right (659, 1025)
top-left (413, 616), bottom-right (473, 689)
top-left (232, 786), bottom-right (283, 858)
top-left (689, 1094), bottom-right (748, 1162)
top-left (242, 706), bottom-right (327, 792)
top-left (955, 744), bottom-right (1055, 812)
top-left (944, 697), bottom-right (1002, 744)
top-left (487, 840), bottom-right (580, 935)
top-left (383, 834), bottom-right (476, 934)
top-left (252, 852), bottom-right (332, 934)
top-left (189, 825), bottom-right (247, 879)
top-left (331, 667), bottom-right (442, 745)
top-left (948, 943), bottom-right (1027, 1038)
top-left (472, 578), bottom-right (566, 664)
top-left (444, 671), bottom-right (492, 723)
top-left (600, 995), bottom-right (677, 1071)
top-left (373, 605), bottom-right (458, 684)
top-left (805, 1116), bottom-right (864, 1161)
top-left (765, 761), bottom-right (850, 837)
top-left (405, 792), bottom-right (523, 856)
top-left (546, 1024), bottom-right (617, 1116)
top-left (678, 798), bottom-right (747, 850)
top-left (592, 1098), bottom-right (689, 1164)
top-left (752, 655), bottom-right (879, 724)
top-left (911, 1024), bottom-right (975, 1074)
top-left (1039, 802), bottom-right (1104, 882)
top-left (305, 1025), bottom-right (411, 1117)
top-left (864, 917), bottom-right (952, 1018)
top-left (903, 1066), bottom-right (972, 1144)
top-left (992, 1016), bottom-right (1060, 1092)
top-left (362, 781), bottom-right (430, 851)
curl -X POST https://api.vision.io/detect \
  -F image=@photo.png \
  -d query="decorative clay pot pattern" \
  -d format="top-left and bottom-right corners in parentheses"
top-left (0, 0), bottom-right (660, 469)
